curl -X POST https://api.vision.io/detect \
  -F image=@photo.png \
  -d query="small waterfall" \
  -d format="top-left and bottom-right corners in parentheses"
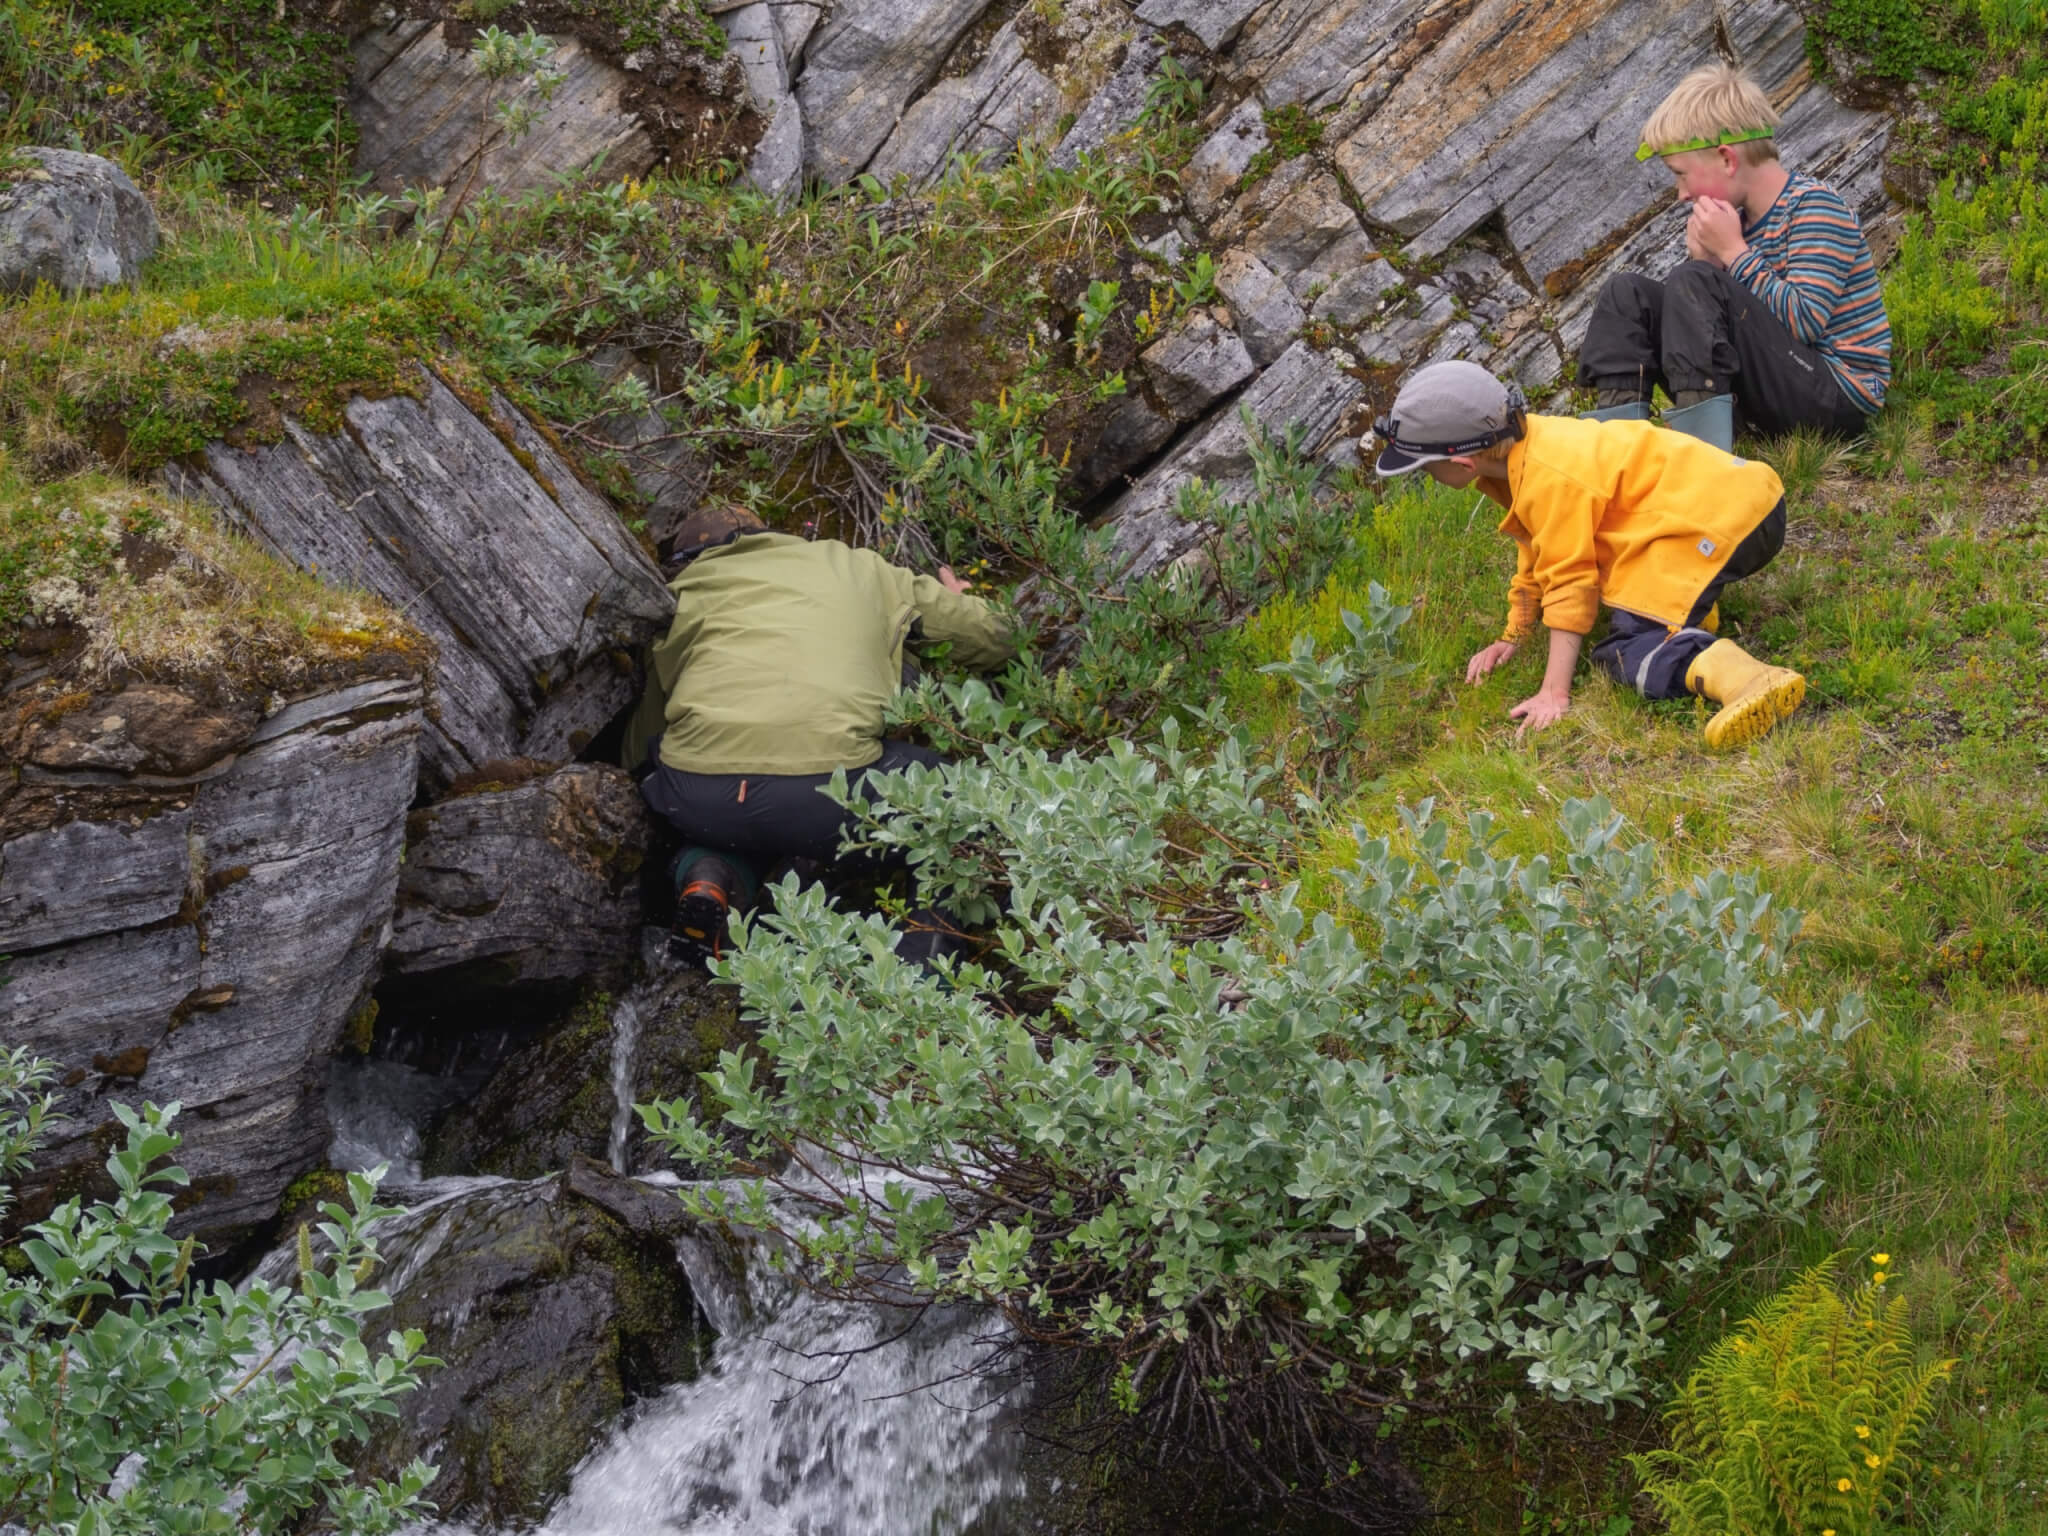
top-left (606, 996), bottom-right (644, 1175)
top-left (414, 1183), bottom-right (1030, 1536)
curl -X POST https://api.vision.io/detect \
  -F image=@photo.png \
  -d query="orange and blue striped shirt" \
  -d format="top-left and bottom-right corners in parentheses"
top-left (1729, 173), bottom-right (1891, 412)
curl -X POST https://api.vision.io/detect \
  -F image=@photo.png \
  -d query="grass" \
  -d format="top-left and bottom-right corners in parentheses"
top-left (1211, 448), bottom-right (2048, 1532)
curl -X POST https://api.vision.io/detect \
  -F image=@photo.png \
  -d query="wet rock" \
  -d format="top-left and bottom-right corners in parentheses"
top-left (797, 0), bottom-right (1002, 182)
top-left (165, 369), bottom-right (673, 788)
top-left (344, 1170), bottom-right (713, 1525)
top-left (352, 22), bottom-right (657, 199)
top-left (1134, 0), bottom-right (1265, 51)
top-left (423, 968), bottom-right (745, 1182)
top-left (387, 764), bottom-right (652, 985)
top-left (0, 147), bottom-right (158, 296)
top-left (1212, 249), bottom-right (1304, 367)
top-left (868, 14), bottom-right (1060, 187)
top-left (1140, 310), bottom-right (1255, 420)
top-left (0, 677), bottom-right (424, 1248)
top-left (1100, 342), bottom-right (1365, 585)
top-left (1184, 98), bottom-right (1267, 221)
top-left (1053, 32), bottom-right (1167, 167)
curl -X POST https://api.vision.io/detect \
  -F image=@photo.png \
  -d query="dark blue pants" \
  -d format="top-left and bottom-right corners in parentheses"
top-left (1589, 499), bottom-right (1786, 699)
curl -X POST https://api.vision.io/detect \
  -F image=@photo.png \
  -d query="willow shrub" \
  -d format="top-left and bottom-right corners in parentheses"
top-left (0, 1062), bottom-right (435, 1536)
top-left (645, 712), bottom-right (1858, 1441)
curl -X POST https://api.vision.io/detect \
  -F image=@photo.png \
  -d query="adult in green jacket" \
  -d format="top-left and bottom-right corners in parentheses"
top-left (624, 506), bottom-right (1016, 954)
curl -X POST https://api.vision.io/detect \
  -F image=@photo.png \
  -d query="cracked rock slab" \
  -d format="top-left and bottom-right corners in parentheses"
top-left (1, 677), bottom-right (424, 1248)
top-left (797, 0), bottom-right (1002, 182)
top-left (1214, 248), bottom-right (1306, 366)
top-left (1141, 310), bottom-right (1256, 420)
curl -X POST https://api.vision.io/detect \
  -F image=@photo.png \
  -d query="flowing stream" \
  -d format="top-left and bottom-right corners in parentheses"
top-left (321, 1003), bottom-right (1032, 1535)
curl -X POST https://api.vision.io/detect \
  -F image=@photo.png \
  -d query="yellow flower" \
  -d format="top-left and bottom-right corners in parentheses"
top-left (1872, 1270), bottom-right (1888, 1284)
top-left (1837, 1477), bottom-right (1854, 1492)
top-left (1866, 1453), bottom-right (1883, 1469)
top-left (1824, 1530), bottom-right (1837, 1536)
top-left (1855, 1424), bottom-right (1872, 1438)
top-left (1872, 1252), bottom-right (1890, 1265)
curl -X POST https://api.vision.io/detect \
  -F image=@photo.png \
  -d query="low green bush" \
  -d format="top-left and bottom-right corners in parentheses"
top-left (0, 1054), bottom-right (436, 1535)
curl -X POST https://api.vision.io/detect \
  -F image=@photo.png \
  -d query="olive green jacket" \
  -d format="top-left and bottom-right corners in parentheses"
top-left (623, 533), bottom-right (1016, 776)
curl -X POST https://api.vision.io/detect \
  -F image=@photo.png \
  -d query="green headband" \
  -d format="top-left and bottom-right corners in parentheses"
top-left (1635, 126), bottom-right (1775, 163)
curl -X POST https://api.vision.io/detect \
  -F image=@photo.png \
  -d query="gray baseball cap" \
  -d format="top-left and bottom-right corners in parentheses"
top-left (1372, 360), bottom-right (1523, 476)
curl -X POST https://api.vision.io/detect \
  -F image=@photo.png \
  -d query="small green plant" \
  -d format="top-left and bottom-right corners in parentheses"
top-left (1172, 249), bottom-right (1218, 307)
top-left (1241, 103), bottom-right (1327, 188)
top-left (1072, 277), bottom-right (1121, 365)
top-left (1629, 1254), bottom-right (1955, 1535)
top-left (1258, 582), bottom-right (1416, 763)
top-left (1139, 55), bottom-right (1205, 125)
top-left (0, 1062), bottom-right (437, 1534)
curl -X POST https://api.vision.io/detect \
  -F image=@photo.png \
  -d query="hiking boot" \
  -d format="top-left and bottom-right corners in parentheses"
top-left (668, 848), bottom-right (756, 966)
top-left (1685, 639), bottom-right (1806, 749)
top-left (1663, 392), bottom-right (1735, 451)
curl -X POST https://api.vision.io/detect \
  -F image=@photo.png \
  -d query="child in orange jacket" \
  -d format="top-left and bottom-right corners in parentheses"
top-left (1373, 360), bottom-right (1805, 748)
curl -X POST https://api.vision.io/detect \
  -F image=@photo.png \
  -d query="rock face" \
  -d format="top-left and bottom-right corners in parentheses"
top-left (0, 676), bottom-right (424, 1246)
top-left (388, 764), bottom-right (653, 985)
top-left (0, 147), bottom-right (158, 296)
top-left (423, 967), bottom-right (745, 1181)
top-left (798, 0), bottom-right (999, 182)
top-left (166, 371), bottom-right (674, 788)
top-left (338, 1167), bottom-right (712, 1525)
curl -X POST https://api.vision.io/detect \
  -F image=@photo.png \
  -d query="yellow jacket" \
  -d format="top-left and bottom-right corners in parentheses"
top-left (1478, 415), bottom-right (1785, 639)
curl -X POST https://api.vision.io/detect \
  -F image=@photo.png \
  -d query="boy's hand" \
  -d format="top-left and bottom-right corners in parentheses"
top-left (1687, 197), bottom-right (1748, 267)
top-left (1508, 686), bottom-right (1571, 737)
top-left (1466, 641), bottom-right (1518, 683)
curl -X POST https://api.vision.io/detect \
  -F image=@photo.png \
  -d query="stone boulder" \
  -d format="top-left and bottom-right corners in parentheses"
top-left (1141, 309), bottom-right (1256, 421)
top-left (0, 675), bottom-right (424, 1247)
top-left (0, 147), bottom-right (157, 296)
top-left (387, 763), bottom-right (653, 985)
top-left (423, 966), bottom-right (745, 1181)
top-left (320, 1166), bottom-right (712, 1525)
top-left (165, 370), bottom-right (674, 788)
top-left (722, 2), bottom-right (807, 200)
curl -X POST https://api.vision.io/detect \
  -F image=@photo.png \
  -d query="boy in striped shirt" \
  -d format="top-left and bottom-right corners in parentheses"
top-left (1577, 65), bottom-right (1891, 448)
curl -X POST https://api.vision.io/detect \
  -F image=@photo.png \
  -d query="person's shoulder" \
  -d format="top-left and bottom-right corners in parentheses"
top-left (1783, 173), bottom-right (1859, 220)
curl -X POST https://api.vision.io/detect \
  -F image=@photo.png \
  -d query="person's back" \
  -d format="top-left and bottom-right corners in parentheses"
top-left (657, 533), bottom-right (943, 775)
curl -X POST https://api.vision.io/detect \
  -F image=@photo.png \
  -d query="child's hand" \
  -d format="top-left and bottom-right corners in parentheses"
top-left (1687, 197), bottom-right (1747, 267)
top-left (1508, 687), bottom-right (1571, 737)
top-left (1466, 641), bottom-right (1518, 683)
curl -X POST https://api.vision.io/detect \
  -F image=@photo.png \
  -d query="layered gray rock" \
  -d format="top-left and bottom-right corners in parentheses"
top-left (722, 2), bottom-right (807, 199)
top-left (352, 22), bottom-right (657, 199)
top-left (388, 764), bottom-right (652, 984)
top-left (1185, 99), bottom-right (1268, 221)
top-left (1141, 310), bottom-right (1256, 420)
top-left (1054, 33), bottom-right (1167, 167)
top-left (868, 15), bottom-right (1060, 186)
top-left (1134, 0), bottom-right (1266, 51)
top-left (0, 676), bottom-right (424, 1246)
top-left (0, 147), bottom-right (157, 296)
top-left (166, 370), bottom-right (673, 787)
top-left (797, 0), bottom-right (1002, 182)
top-left (585, 345), bottom-right (708, 550)
top-left (1101, 342), bottom-right (1366, 583)
top-left (1213, 249), bottom-right (1304, 367)
top-left (333, 1168), bottom-right (712, 1525)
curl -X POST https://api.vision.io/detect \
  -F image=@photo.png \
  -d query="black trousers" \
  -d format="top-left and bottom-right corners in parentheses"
top-left (640, 739), bottom-right (945, 865)
top-left (1578, 261), bottom-right (1869, 439)
top-left (1588, 498), bottom-right (1787, 699)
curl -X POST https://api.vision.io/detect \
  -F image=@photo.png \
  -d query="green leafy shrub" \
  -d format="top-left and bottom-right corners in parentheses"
top-left (0, 1059), bottom-right (436, 1535)
top-left (646, 770), bottom-right (1854, 1508)
top-left (1629, 1254), bottom-right (1955, 1535)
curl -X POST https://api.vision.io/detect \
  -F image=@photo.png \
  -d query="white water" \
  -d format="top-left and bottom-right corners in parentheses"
top-left (607, 996), bottom-right (644, 1175)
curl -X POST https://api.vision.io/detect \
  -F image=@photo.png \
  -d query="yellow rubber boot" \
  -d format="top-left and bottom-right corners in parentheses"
top-left (1685, 639), bottom-right (1805, 749)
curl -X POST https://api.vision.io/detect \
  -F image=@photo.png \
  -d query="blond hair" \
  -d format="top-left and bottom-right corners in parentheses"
top-left (1641, 64), bottom-right (1781, 165)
